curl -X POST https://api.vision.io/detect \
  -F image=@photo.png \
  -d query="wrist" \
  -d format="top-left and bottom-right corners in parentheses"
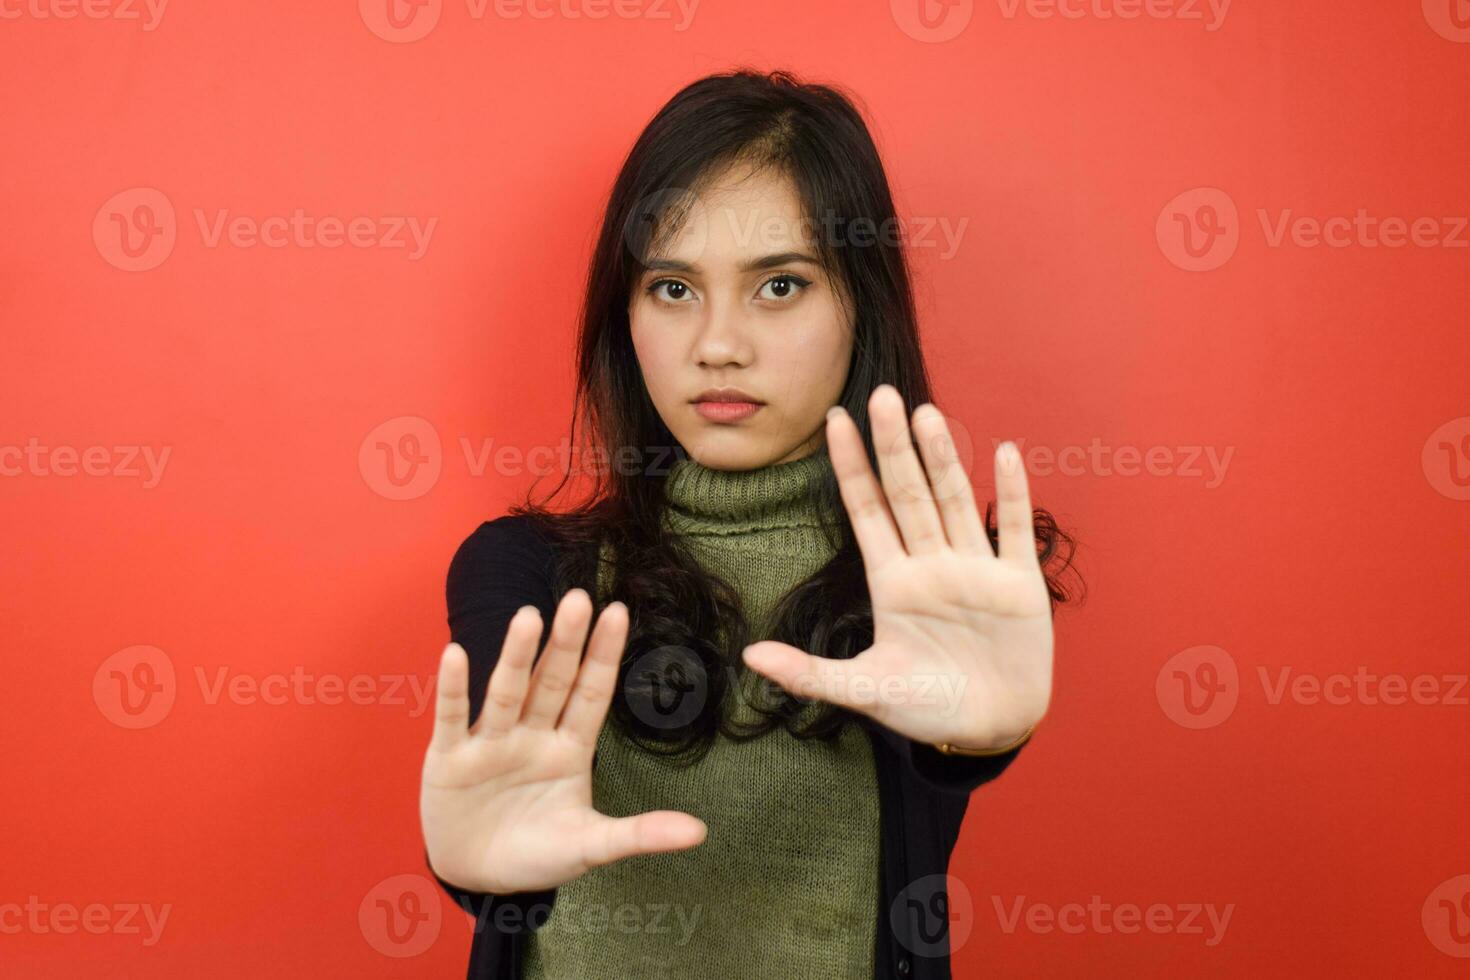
top-left (932, 722), bottom-right (1035, 757)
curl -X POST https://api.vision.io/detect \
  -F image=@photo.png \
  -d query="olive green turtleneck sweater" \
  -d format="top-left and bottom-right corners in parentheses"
top-left (520, 449), bottom-right (882, 980)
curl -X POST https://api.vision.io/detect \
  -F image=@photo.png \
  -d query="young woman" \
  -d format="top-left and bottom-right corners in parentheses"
top-left (420, 68), bottom-right (1079, 980)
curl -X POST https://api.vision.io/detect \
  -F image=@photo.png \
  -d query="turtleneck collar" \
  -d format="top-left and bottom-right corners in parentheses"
top-left (662, 449), bottom-right (838, 533)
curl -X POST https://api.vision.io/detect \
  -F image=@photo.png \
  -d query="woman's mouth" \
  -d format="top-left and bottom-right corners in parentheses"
top-left (693, 400), bottom-right (762, 422)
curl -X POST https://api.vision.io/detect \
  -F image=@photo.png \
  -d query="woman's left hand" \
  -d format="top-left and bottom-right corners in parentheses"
top-left (741, 384), bottom-right (1053, 752)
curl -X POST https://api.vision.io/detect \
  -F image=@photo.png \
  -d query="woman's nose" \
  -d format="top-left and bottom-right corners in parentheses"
top-left (692, 297), bottom-right (752, 366)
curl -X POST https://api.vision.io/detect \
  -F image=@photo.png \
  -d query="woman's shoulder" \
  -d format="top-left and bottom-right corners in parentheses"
top-left (447, 510), bottom-right (613, 612)
top-left (449, 513), bottom-right (560, 574)
top-left (445, 513), bottom-right (565, 605)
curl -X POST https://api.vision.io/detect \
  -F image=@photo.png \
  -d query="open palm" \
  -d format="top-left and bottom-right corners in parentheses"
top-left (421, 590), bottom-right (706, 896)
top-left (742, 384), bottom-right (1053, 752)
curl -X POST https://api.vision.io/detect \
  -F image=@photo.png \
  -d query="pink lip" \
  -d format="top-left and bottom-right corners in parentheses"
top-left (694, 401), bottom-right (762, 422)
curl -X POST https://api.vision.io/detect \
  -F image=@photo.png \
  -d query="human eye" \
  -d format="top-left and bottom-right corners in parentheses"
top-left (646, 278), bottom-right (695, 305)
top-left (757, 274), bottom-right (812, 303)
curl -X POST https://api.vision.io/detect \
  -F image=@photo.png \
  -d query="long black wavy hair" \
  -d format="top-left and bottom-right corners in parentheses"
top-left (507, 67), bottom-right (1084, 766)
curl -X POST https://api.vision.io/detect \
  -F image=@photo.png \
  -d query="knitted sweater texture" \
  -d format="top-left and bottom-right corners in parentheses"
top-left (520, 450), bottom-right (882, 979)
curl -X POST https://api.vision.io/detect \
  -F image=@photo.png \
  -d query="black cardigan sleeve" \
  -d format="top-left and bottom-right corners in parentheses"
top-left (874, 724), bottom-right (1024, 796)
top-left (426, 515), bottom-right (561, 927)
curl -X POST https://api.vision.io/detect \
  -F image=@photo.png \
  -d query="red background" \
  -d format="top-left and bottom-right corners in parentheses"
top-left (3, 1), bottom-right (1468, 976)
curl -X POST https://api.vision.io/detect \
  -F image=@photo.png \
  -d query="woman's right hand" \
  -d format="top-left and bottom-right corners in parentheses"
top-left (420, 587), bottom-right (708, 895)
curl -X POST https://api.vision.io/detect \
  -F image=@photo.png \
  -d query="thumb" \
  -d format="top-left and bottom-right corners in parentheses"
top-left (741, 641), bottom-right (872, 712)
top-left (582, 810), bottom-right (707, 869)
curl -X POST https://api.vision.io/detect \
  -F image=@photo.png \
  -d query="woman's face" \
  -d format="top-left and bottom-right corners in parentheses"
top-left (629, 163), bottom-right (855, 472)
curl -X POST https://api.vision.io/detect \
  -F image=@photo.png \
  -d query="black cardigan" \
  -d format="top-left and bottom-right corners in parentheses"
top-left (426, 515), bottom-right (1024, 980)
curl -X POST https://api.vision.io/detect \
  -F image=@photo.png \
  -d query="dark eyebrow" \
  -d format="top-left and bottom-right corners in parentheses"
top-left (643, 251), bottom-right (822, 274)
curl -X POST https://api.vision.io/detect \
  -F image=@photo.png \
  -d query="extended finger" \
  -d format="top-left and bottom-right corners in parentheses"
top-left (581, 810), bottom-right (708, 870)
top-left (910, 404), bottom-right (992, 556)
top-left (870, 385), bottom-right (947, 555)
top-left (557, 600), bottom-right (629, 749)
top-left (742, 641), bottom-right (879, 716)
top-left (521, 588), bottom-right (594, 730)
top-left (827, 404), bottom-right (905, 576)
top-left (474, 607), bottom-right (543, 739)
top-left (429, 642), bottom-right (470, 752)
top-left (994, 441), bottom-right (1039, 564)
